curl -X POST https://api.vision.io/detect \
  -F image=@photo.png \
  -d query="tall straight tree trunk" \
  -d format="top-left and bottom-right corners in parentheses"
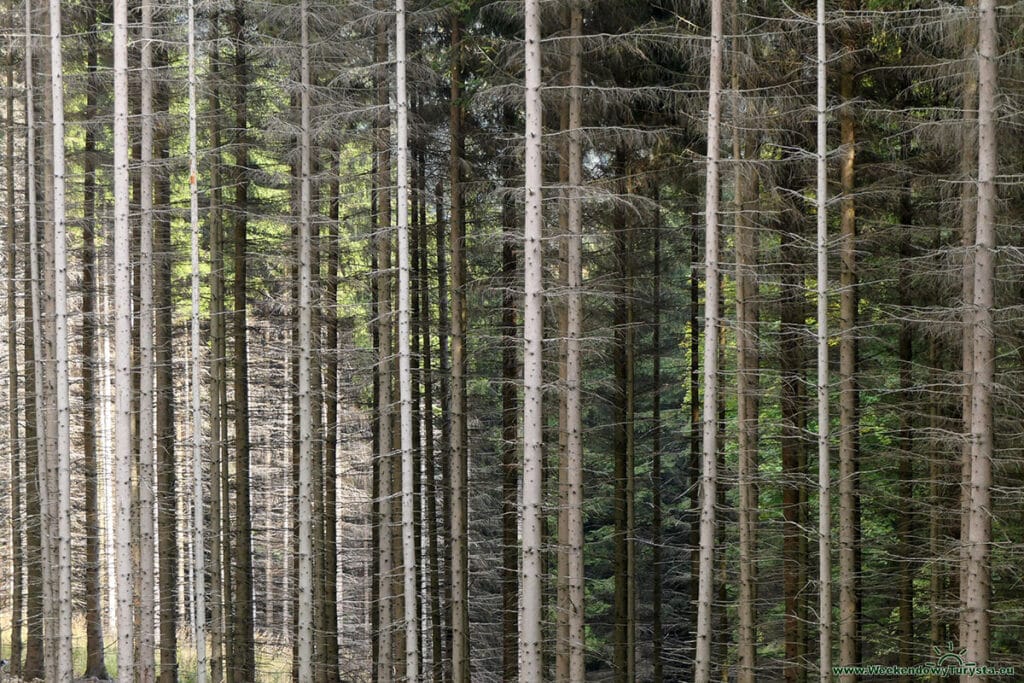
top-left (187, 1), bottom-right (207, 677)
top-left (564, 9), bottom-right (585, 675)
top-left (47, 0), bottom-right (72, 673)
top-left (501, 109), bottom-right (519, 683)
top-left (651, 198), bottom-right (664, 683)
top-left (837, 29), bottom-right (860, 679)
top-left (113, 0), bottom-right (136, 675)
top-left (780, 181), bottom-right (808, 683)
top-left (207, 14), bottom-right (227, 681)
top-left (694, 0), bottom-right (723, 678)
top-left (556, 94), bottom-right (570, 683)
top-left (449, 9), bottom-right (470, 681)
top-left (5, 4), bottom-right (23, 669)
top-left (5, 19), bottom-right (24, 676)
top-left (958, 1), bottom-right (978, 641)
top-left (394, 1), bottom-right (418, 676)
top-left (963, 0), bottom-right (997, 673)
top-left (687, 210), bottom-right (700, 674)
top-left (815, 0), bottom-right (833, 676)
top-left (36, 2), bottom-right (58, 677)
top-left (520, 0), bottom-right (544, 679)
top-left (418, 151), bottom-right (444, 683)
top-left (297, 1), bottom-right (315, 675)
top-left (896, 216), bottom-right (915, 682)
top-left (81, 10), bottom-right (109, 675)
top-left (230, 1), bottom-right (255, 677)
top-left (612, 149), bottom-right (635, 683)
top-left (374, 7), bottom-right (394, 677)
top-left (324, 147), bottom-right (342, 683)
top-left (138, 1), bottom-right (157, 677)
top-left (434, 181), bottom-right (453, 682)
top-left (734, 102), bottom-right (760, 683)
top-left (154, 43), bottom-right (178, 683)
top-left (21, 9), bottom-right (43, 674)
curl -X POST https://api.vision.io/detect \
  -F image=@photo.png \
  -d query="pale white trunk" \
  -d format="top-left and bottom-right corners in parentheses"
top-left (816, 0), bottom-right (832, 678)
top-left (138, 1), bottom-right (157, 679)
top-left (297, 0), bottom-right (314, 677)
top-left (964, 0), bottom-right (996, 676)
top-left (394, 0), bottom-right (418, 678)
top-left (566, 4), bottom-right (585, 680)
top-left (187, 1), bottom-right (207, 679)
top-left (520, 0), bottom-right (543, 679)
top-left (113, 0), bottom-right (136, 677)
top-left (693, 0), bottom-right (723, 677)
top-left (48, 0), bottom-right (72, 676)
top-left (101, 277), bottom-right (118, 637)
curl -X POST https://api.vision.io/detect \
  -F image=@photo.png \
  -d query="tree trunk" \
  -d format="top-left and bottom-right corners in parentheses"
top-left (46, 0), bottom-right (73, 672)
top-left (687, 210), bottom-right (700, 677)
top-left (815, 0), bottom-right (833, 676)
top-left (394, 1), bottom-right (419, 675)
top-left (734, 103), bottom-right (760, 683)
top-left (449, 9), bottom-right (470, 681)
top-left (154, 42), bottom-right (178, 683)
top-left (896, 216), bottom-right (914, 682)
top-left (963, 0), bottom-right (997, 673)
top-left (81, 10), bottom-right (109, 676)
top-left (138, 1), bottom-right (158, 677)
top-left (612, 149), bottom-right (635, 683)
top-left (651, 199), bottom-right (664, 683)
top-left (21, 11), bottom-right (43, 675)
top-left (297, 0), bottom-right (315, 675)
top-left (375, 7), bottom-right (394, 676)
top-left (958, 1), bottom-right (978, 644)
top-left (230, 1), bottom-right (255, 677)
top-left (187, 2), bottom-right (207, 677)
top-left (502, 108), bottom-right (519, 683)
top-left (837, 31), bottom-right (860, 679)
top-left (207, 12), bottom-right (227, 681)
top-left (780, 185), bottom-right (807, 683)
top-left (419, 152), bottom-right (444, 683)
top-left (520, 0), bottom-right (544, 677)
top-left (5, 7), bottom-right (23, 673)
top-left (324, 146), bottom-right (342, 683)
top-left (113, 0), bottom-right (137, 674)
top-left (694, 0), bottom-right (723, 676)
top-left (565, 9), bottom-right (585, 677)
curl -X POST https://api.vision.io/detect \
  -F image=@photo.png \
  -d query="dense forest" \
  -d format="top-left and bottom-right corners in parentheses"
top-left (1, 0), bottom-right (1023, 680)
